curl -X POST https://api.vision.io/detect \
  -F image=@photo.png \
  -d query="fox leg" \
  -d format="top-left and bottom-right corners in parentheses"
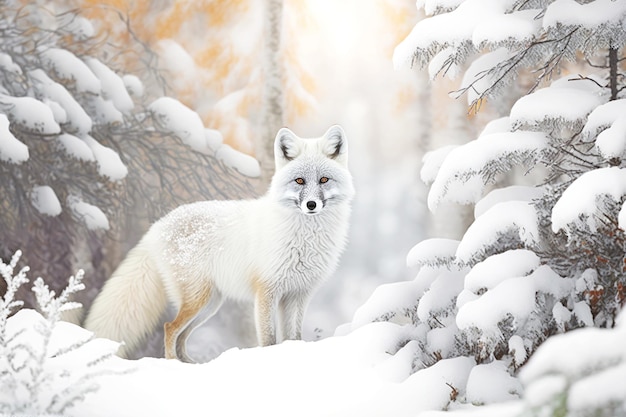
top-left (164, 284), bottom-right (212, 361)
top-left (280, 292), bottom-right (308, 341)
top-left (175, 290), bottom-right (223, 362)
top-left (253, 285), bottom-right (278, 346)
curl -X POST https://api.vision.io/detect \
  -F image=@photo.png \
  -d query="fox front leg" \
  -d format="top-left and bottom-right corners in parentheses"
top-left (253, 286), bottom-right (278, 346)
top-left (280, 292), bottom-right (309, 341)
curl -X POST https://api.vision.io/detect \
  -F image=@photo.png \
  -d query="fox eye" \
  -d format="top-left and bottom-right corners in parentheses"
top-left (295, 178), bottom-right (305, 185)
top-left (319, 177), bottom-right (329, 184)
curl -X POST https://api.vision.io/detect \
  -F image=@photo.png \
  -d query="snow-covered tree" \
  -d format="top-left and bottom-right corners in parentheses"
top-left (345, 0), bottom-right (626, 412)
top-left (0, 3), bottom-right (257, 310)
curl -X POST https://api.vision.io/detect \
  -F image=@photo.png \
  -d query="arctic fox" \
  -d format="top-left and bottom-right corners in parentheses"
top-left (84, 125), bottom-right (354, 362)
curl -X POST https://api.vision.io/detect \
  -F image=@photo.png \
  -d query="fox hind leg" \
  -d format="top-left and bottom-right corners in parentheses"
top-left (164, 283), bottom-right (215, 361)
top-left (175, 290), bottom-right (223, 362)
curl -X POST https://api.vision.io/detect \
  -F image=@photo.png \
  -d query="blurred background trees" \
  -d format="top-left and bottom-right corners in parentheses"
top-left (0, 1), bottom-right (256, 318)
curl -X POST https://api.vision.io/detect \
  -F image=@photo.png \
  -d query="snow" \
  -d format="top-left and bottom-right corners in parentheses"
top-left (510, 84), bottom-right (604, 130)
top-left (204, 128), bottom-right (224, 151)
top-left (508, 335), bottom-right (527, 365)
top-left (29, 69), bottom-right (93, 134)
top-left (463, 249), bottom-right (540, 293)
top-left (544, 0), bottom-right (626, 30)
top-left (85, 58), bottom-right (134, 113)
top-left (406, 238), bottom-right (460, 268)
top-left (0, 113), bottom-right (28, 163)
top-left (478, 116), bottom-right (511, 137)
top-left (465, 360), bottom-right (522, 404)
top-left (0, 312), bottom-right (473, 417)
top-left (0, 52), bottom-right (22, 75)
top-left (417, 269), bottom-right (464, 322)
top-left (582, 98), bottom-right (626, 140)
top-left (428, 131), bottom-right (548, 210)
top-left (82, 135), bottom-right (128, 181)
top-left (62, 16), bottom-right (95, 40)
top-left (67, 196), bottom-right (109, 231)
top-left (427, 47), bottom-right (460, 79)
top-left (456, 200), bottom-right (539, 263)
top-left (520, 326), bottom-right (626, 383)
top-left (216, 144), bottom-right (261, 178)
top-left (460, 48), bottom-right (511, 105)
top-left (350, 280), bottom-right (423, 328)
top-left (420, 145), bottom-right (457, 185)
top-left (39, 48), bottom-right (101, 94)
top-left (620, 202), bottom-right (626, 230)
top-left (30, 185), bottom-right (62, 217)
top-left (474, 185), bottom-right (544, 218)
top-left (149, 97), bottom-right (211, 153)
top-left (472, 9), bottom-right (541, 47)
top-left (122, 74), bottom-right (144, 98)
top-left (568, 362), bottom-right (626, 412)
top-left (595, 116), bottom-right (626, 159)
top-left (418, 0), bottom-right (464, 16)
top-left (457, 264), bottom-right (572, 340)
top-left (523, 374), bottom-right (567, 408)
top-left (551, 167), bottom-right (626, 233)
top-left (0, 93), bottom-right (61, 135)
top-left (57, 133), bottom-right (95, 162)
top-left (394, 0), bottom-right (514, 69)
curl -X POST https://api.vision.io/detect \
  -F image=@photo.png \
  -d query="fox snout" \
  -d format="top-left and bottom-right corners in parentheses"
top-left (302, 199), bottom-right (323, 215)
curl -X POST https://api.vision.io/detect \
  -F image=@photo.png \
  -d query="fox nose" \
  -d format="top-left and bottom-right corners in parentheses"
top-left (306, 201), bottom-right (317, 210)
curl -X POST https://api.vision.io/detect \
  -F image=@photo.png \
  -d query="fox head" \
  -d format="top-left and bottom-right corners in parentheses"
top-left (269, 125), bottom-right (354, 216)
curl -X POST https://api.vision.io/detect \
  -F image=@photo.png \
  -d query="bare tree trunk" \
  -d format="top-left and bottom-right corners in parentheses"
top-left (258, 0), bottom-right (285, 187)
top-left (609, 46), bottom-right (619, 101)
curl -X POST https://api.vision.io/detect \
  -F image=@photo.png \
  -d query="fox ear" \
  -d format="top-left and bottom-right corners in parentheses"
top-left (274, 127), bottom-right (301, 169)
top-left (322, 125), bottom-right (348, 165)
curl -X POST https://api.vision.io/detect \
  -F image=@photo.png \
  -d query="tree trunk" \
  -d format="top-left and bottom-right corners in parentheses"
top-left (258, 0), bottom-right (285, 188)
top-left (609, 46), bottom-right (619, 101)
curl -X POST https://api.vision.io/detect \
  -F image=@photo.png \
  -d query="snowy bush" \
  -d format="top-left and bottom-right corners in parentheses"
top-left (0, 250), bottom-right (121, 414)
top-left (0, 3), bottom-right (257, 308)
top-left (343, 0), bottom-right (626, 414)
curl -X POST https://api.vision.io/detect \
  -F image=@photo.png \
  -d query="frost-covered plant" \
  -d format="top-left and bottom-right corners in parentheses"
top-left (349, 0), bottom-right (626, 413)
top-left (0, 250), bottom-right (121, 415)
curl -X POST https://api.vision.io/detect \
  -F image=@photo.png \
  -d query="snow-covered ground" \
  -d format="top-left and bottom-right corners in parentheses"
top-left (4, 309), bottom-right (464, 417)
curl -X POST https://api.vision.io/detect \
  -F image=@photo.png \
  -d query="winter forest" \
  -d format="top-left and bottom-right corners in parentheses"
top-left (2, 0), bottom-right (626, 415)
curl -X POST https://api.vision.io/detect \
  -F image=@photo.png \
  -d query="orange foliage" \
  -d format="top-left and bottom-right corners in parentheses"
top-left (36, 0), bottom-right (323, 154)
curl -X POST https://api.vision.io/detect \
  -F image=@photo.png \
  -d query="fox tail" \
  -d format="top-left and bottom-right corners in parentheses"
top-left (84, 238), bottom-right (167, 358)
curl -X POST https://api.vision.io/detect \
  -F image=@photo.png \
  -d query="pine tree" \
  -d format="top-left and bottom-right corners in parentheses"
top-left (351, 0), bottom-right (626, 411)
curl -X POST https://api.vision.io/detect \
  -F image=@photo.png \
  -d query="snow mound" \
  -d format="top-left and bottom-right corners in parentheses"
top-left (40, 48), bottom-right (101, 94)
top-left (406, 238), bottom-right (460, 268)
top-left (474, 185), bottom-right (543, 218)
top-left (0, 93), bottom-right (61, 134)
top-left (464, 249), bottom-right (540, 293)
top-left (0, 113), bottom-right (28, 163)
top-left (57, 133), bottom-right (95, 161)
top-left (68, 195), bottom-right (109, 230)
top-left (30, 185), bottom-right (62, 216)
top-left (582, 98), bottom-right (626, 140)
top-left (29, 69), bottom-right (93, 134)
top-left (456, 200), bottom-right (539, 264)
top-left (150, 97), bottom-right (212, 153)
top-left (428, 131), bottom-right (548, 210)
top-left (510, 85), bottom-right (604, 130)
top-left (551, 167), bottom-right (626, 233)
top-left (83, 135), bottom-right (128, 181)
top-left (216, 144), bottom-right (261, 178)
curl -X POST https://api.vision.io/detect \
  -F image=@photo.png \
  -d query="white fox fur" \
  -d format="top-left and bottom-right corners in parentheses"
top-left (84, 125), bottom-right (354, 362)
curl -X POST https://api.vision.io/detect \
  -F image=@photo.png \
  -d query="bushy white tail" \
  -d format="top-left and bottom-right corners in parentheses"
top-left (84, 240), bottom-right (167, 358)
